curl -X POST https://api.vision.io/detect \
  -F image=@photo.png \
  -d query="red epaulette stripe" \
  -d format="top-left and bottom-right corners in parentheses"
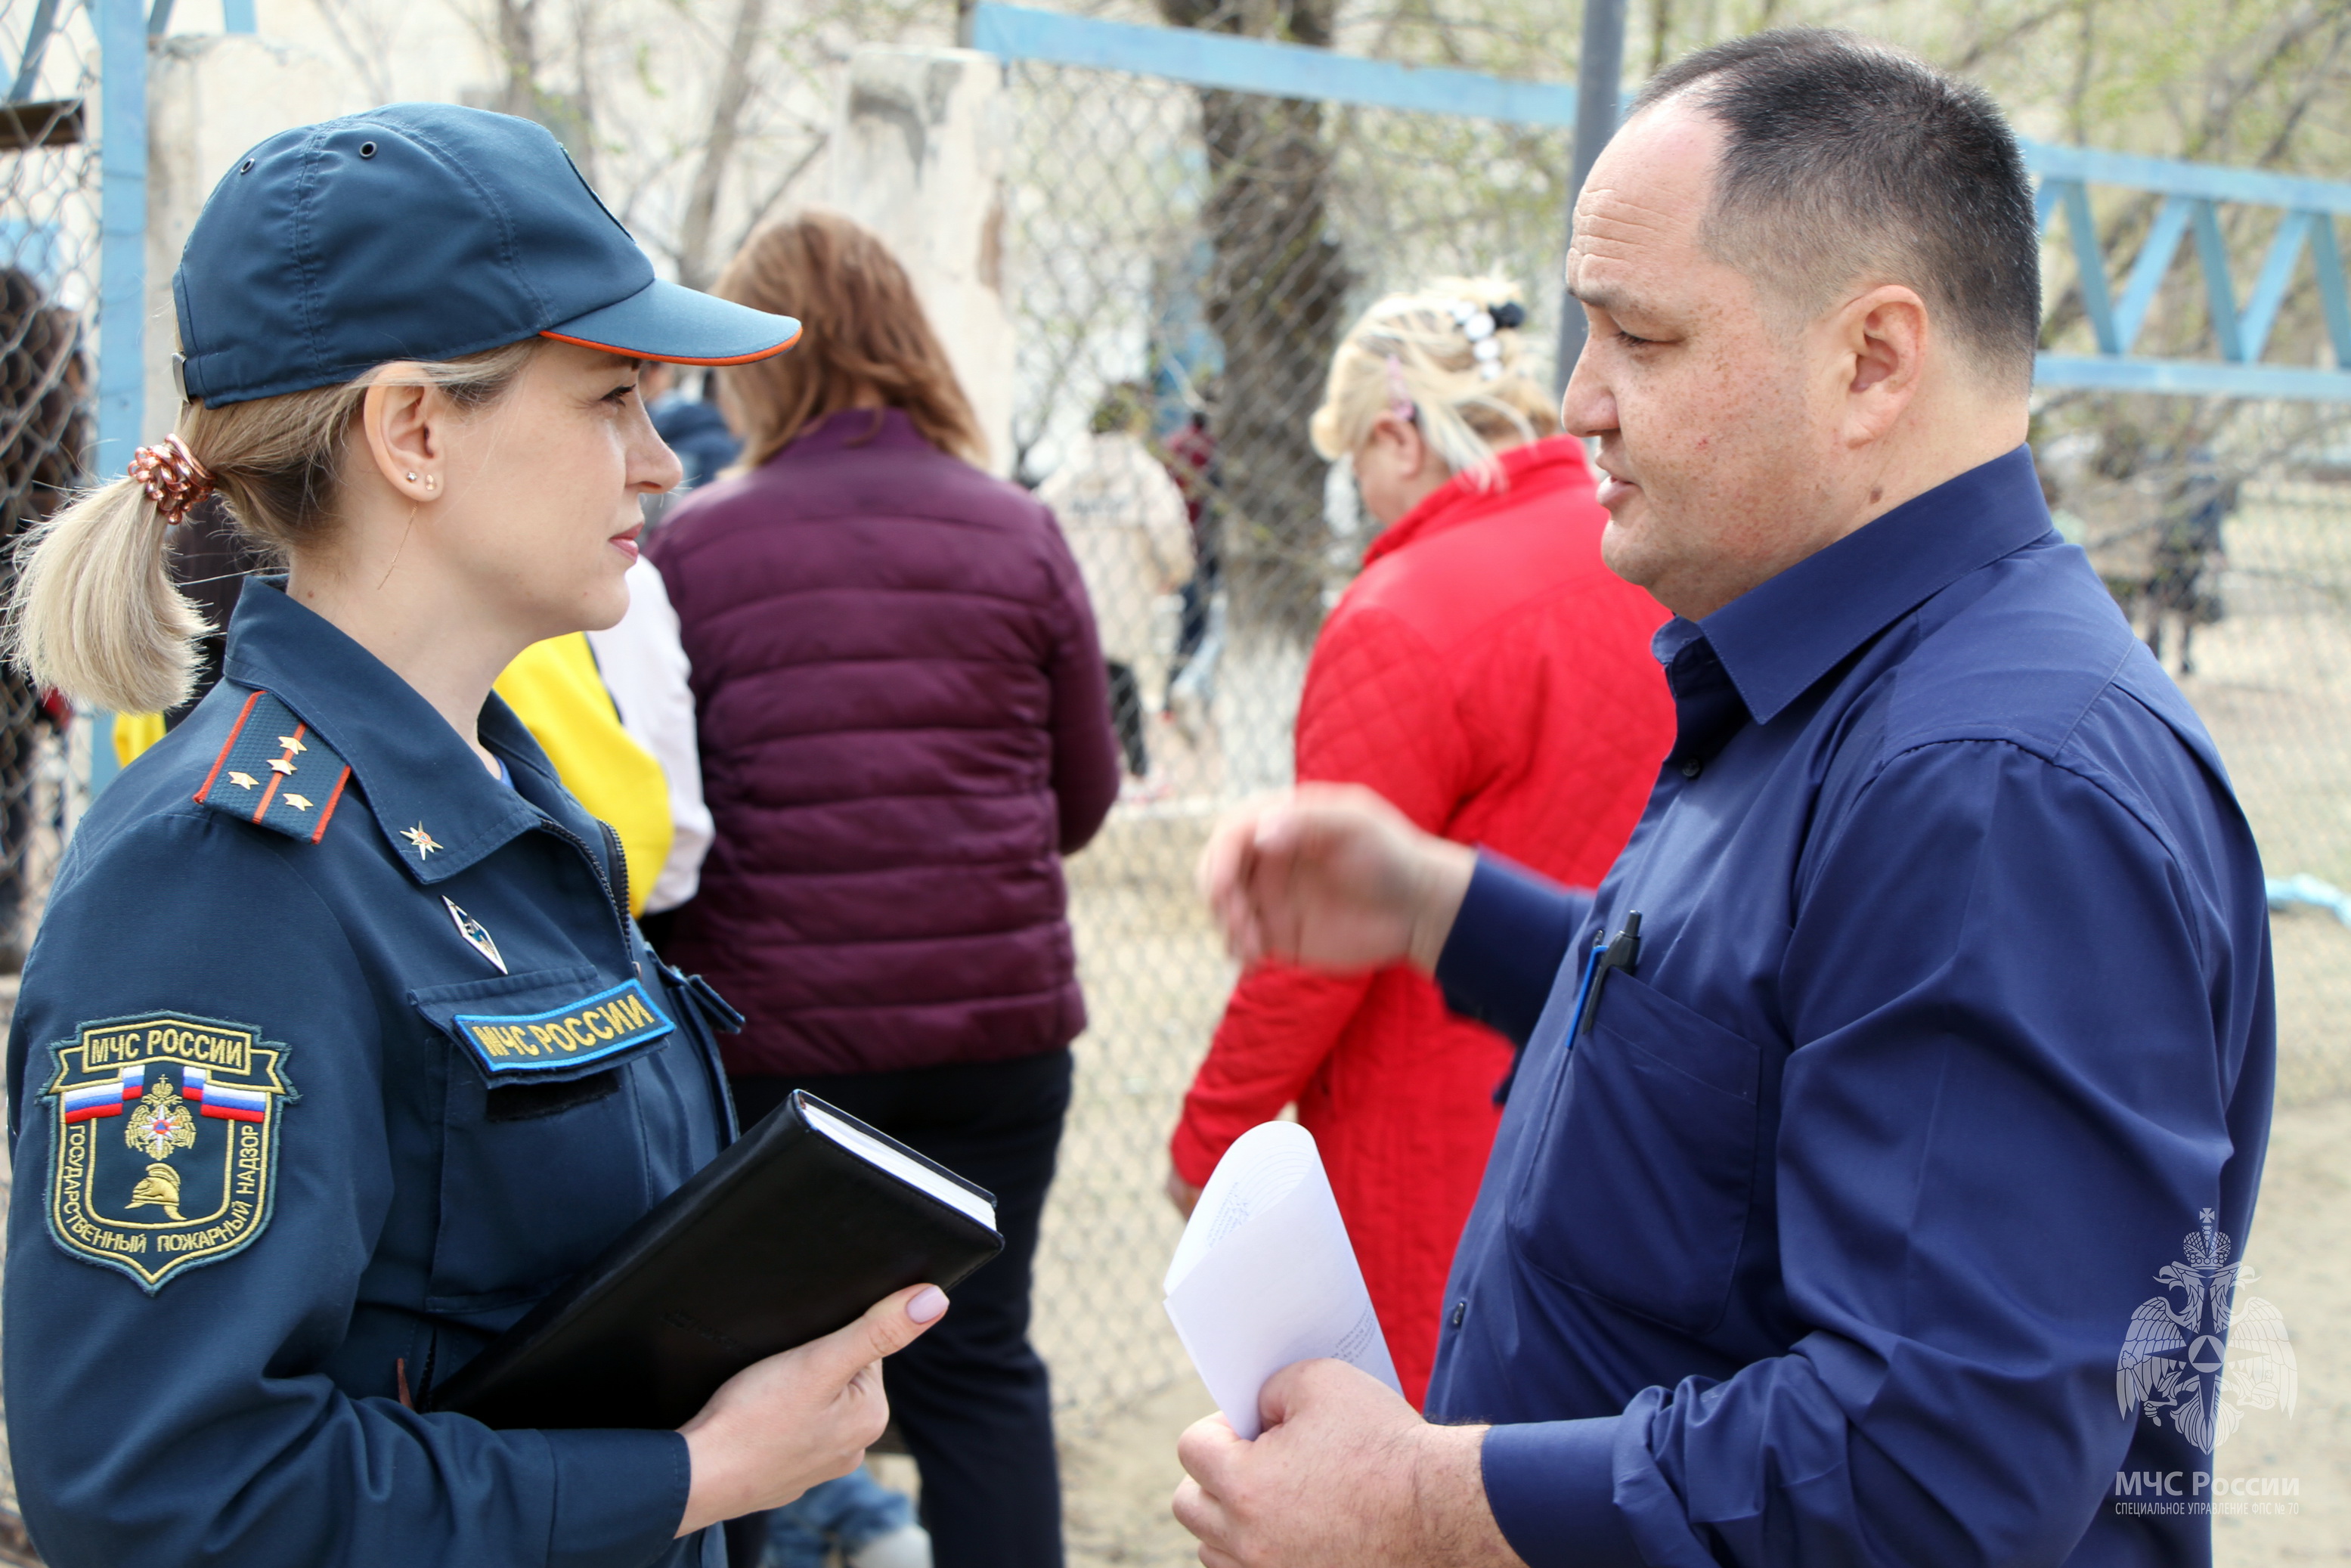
top-left (194, 689), bottom-right (264, 804)
top-left (311, 764), bottom-right (352, 844)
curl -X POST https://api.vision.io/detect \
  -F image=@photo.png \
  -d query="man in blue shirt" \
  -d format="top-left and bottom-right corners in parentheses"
top-left (1176, 30), bottom-right (2272, 1568)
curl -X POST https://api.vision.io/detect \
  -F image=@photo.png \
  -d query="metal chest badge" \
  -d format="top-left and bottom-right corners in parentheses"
top-left (40, 1013), bottom-right (295, 1293)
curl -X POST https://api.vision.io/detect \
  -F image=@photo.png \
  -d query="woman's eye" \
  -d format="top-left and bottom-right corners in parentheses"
top-left (603, 383), bottom-right (638, 404)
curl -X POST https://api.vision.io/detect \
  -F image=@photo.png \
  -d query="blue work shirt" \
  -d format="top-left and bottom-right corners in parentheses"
top-left (1424, 448), bottom-right (2274, 1568)
top-left (6, 579), bottom-right (738, 1568)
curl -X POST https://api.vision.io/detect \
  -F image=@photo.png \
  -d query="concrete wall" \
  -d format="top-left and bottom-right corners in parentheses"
top-left (143, 33), bottom-right (363, 438)
top-left (830, 47), bottom-right (1014, 479)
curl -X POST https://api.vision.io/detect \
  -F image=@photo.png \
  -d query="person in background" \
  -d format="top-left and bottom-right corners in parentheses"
top-left (643, 361), bottom-right (742, 491)
top-left (1036, 383), bottom-right (1194, 792)
top-left (1165, 277), bottom-right (1675, 1405)
top-left (0, 267), bottom-right (88, 969)
top-left (1160, 403), bottom-right (1221, 734)
top-left (493, 553), bottom-right (712, 919)
top-left (651, 209), bottom-right (1120, 1568)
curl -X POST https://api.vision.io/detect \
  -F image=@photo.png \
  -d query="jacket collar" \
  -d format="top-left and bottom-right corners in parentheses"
top-left (1682, 445), bottom-right (2053, 727)
top-left (1363, 435), bottom-right (1594, 569)
top-left (218, 577), bottom-right (551, 885)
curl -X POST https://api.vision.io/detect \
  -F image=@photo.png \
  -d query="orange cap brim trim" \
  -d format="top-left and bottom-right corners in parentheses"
top-left (538, 325), bottom-right (803, 366)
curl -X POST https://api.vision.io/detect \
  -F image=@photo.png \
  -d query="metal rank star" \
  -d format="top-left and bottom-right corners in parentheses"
top-left (194, 690), bottom-right (355, 845)
top-left (401, 825), bottom-right (442, 860)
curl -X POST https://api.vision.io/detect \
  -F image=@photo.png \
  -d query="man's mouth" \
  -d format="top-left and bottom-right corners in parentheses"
top-left (1594, 467), bottom-right (1638, 510)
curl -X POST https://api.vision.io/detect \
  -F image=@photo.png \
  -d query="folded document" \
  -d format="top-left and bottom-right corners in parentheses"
top-left (1163, 1120), bottom-right (1402, 1439)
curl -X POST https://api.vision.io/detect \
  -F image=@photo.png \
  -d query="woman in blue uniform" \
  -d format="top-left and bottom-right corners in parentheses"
top-left (2, 104), bottom-right (946, 1568)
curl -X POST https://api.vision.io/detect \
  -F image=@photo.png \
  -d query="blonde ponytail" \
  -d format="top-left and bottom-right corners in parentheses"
top-left (7, 476), bottom-right (207, 714)
top-left (1310, 275), bottom-right (1559, 491)
top-left (5, 339), bottom-right (542, 713)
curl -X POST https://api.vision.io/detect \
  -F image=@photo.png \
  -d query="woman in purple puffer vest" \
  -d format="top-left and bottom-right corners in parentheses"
top-left (649, 212), bottom-right (1119, 1568)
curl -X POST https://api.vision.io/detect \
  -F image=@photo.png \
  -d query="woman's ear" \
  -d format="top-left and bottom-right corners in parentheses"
top-left (1366, 412), bottom-right (1431, 480)
top-left (358, 367), bottom-right (444, 503)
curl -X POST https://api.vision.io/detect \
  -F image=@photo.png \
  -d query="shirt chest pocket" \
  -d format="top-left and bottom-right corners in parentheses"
top-left (1507, 968), bottom-right (1762, 1337)
top-left (408, 965), bottom-right (678, 1319)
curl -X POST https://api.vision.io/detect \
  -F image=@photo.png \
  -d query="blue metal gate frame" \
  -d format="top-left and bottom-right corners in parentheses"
top-left (974, 2), bottom-right (2351, 404)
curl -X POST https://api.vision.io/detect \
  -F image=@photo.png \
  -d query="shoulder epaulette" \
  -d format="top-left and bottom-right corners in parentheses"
top-left (193, 688), bottom-right (355, 844)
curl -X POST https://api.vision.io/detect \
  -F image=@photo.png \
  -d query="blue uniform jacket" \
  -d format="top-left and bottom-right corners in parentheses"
top-left (6, 579), bottom-right (735, 1568)
top-left (1427, 448), bottom-right (2275, 1568)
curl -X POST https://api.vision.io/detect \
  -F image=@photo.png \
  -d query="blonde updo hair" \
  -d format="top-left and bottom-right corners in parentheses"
top-left (6, 342), bottom-right (539, 714)
top-left (1309, 276), bottom-right (1558, 491)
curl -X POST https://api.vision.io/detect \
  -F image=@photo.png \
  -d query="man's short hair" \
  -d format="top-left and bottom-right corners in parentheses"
top-left (1632, 29), bottom-right (2040, 389)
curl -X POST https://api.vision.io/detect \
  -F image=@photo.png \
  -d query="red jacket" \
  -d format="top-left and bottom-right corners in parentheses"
top-left (1169, 436), bottom-right (1674, 1405)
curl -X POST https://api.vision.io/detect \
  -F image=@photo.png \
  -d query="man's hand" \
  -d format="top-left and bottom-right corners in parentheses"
top-left (1197, 784), bottom-right (1475, 975)
top-left (1167, 1167), bottom-right (1203, 1219)
top-left (1172, 1359), bottom-right (1524, 1568)
top-left (675, 1284), bottom-right (947, 1535)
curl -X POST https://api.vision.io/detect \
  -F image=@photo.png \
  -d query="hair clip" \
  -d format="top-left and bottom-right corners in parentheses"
top-left (129, 433), bottom-right (215, 526)
top-left (1383, 354), bottom-right (1417, 423)
top-left (1442, 299), bottom-right (1517, 379)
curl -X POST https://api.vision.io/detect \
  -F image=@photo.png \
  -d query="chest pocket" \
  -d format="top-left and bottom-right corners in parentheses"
top-left (1507, 967), bottom-right (1762, 1337)
top-left (409, 965), bottom-right (677, 1319)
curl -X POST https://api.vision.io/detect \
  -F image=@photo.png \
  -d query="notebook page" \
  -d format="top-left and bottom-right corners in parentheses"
top-left (1161, 1121), bottom-right (1401, 1439)
top-left (802, 1101), bottom-right (997, 1230)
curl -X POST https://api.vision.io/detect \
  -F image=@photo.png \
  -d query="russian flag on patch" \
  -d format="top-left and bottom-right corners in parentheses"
top-left (200, 1082), bottom-right (268, 1123)
top-left (182, 1064), bottom-right (208, 1102)
top-left (62, 1080), bottom-right (126, 1123)
top-left (116, 1064), bottom-right (143, 1101)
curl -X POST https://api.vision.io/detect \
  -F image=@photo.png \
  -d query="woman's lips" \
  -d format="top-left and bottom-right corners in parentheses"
top-left (609, 527), bottom-right (642, 562)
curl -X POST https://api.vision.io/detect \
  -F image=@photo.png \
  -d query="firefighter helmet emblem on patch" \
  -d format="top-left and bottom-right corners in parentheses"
top-left (42, 1013), bottom-right (295, 1292)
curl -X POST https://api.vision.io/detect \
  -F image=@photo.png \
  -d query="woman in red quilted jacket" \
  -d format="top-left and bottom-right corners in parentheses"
top-left (1167, 279), bottom-right (1677, 1405)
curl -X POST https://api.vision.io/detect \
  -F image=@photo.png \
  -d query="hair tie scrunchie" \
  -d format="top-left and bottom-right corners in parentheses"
top-left (129, 434), bottom-right (215, 526)
top-left (1441, 298), bottom-right (1526, 380)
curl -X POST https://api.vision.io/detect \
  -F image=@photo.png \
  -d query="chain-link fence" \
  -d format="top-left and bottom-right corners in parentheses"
top-left (1006, 53), bottom-right (2351, 1435)
top-left (0, 0), bottom-right (104, 1549)
top-left (2034, 396), bottom-right (2351, 1111)
top-left (1007, 54), bottom-right (1581, 1422)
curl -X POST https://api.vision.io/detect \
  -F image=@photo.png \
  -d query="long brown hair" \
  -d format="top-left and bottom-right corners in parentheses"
top-left (714, 211), bottom-right (986, 469)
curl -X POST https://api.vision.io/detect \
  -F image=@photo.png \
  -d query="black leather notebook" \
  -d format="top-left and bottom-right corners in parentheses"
top-left (429, 1090), bottom-right (1004, 1430)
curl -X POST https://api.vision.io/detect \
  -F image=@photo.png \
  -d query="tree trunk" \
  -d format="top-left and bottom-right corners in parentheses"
top-left (677, 0), bottom-right (771, 290)
top-left (1159, 0), bottom-right (1350, 662)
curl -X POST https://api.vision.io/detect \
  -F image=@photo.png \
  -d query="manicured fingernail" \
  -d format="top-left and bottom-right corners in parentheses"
top-left (908, 1287), bottom-right (949, 1324)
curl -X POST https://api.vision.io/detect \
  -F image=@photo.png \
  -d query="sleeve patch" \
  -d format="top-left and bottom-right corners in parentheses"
top-left (194, 688), bottom-right (355, 844)
top-left (39, 1013), bottom-right (296, 1293)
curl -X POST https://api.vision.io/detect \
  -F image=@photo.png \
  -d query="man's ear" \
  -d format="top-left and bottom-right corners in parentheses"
top-left (358, 365), bottom-right (444, 502)
top-left (1835, 285), bottom-right (1928, 448)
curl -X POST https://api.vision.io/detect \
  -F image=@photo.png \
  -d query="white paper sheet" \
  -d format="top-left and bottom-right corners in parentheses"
top-left (1162, 1120), bottom-right (1402, 1439)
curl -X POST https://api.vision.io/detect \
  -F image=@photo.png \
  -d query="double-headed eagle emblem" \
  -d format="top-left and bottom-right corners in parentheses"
top-left (2116, 1209), bottom-right (2297, 1452)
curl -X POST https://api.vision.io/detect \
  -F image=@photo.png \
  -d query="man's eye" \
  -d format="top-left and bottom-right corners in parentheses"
top-left (1614, 329), bottom-right (1657, 348)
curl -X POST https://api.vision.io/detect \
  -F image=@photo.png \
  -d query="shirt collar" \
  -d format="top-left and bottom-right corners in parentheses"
top-left (1363, 435), bottom-right (1591, 569)
top-left (219, 577), bottom-right (550, 884)
top-left (1691, 445), bottom-right (2052, 726)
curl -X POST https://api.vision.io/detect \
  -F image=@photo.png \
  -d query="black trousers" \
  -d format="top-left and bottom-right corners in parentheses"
top-left (728, 1050), bottom-right (1072, 1568)
top-left (1104, 661), bottom-right (1148, 777)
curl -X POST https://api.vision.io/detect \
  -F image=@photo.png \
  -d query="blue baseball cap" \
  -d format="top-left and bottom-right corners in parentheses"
top-left (173, 103), bottom-right (801, 407)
